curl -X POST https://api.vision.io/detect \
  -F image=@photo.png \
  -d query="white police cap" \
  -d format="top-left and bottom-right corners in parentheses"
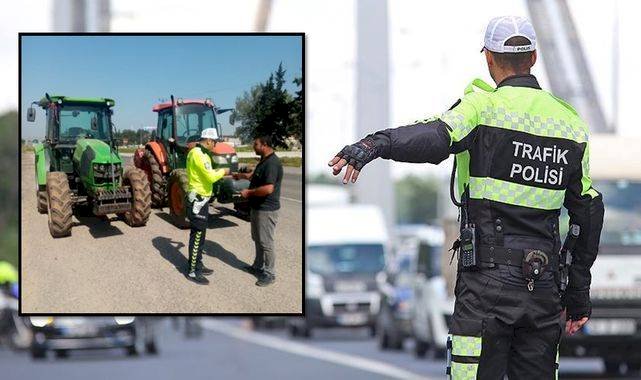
top-left (483, 16), bottom-right (537, 53)
top-left (201, 128), bottom-right (219, 140)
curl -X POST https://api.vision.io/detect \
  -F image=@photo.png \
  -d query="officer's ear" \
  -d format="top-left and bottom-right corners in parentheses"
top-left (484, 49), bottom-right (494, 68)
top-left (530, 50), bottom-right (537, 68)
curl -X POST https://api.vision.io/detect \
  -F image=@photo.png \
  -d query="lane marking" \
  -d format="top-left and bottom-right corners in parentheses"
top-left (201, 319), bottom-right (434, 380)
top-left (282, 196), bottom-right (302, 203)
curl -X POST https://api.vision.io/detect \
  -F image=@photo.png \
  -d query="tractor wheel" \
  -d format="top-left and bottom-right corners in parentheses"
top-left (123, 167), bottom-right (151, 227)
top-left (37, 190), bottom-right (48, 214)
top-left (168, 169), bottom-right (190, 229)
top-left (144, 150), bottom-right (166, 208)
top-left (46, 172), bottom-right (73, 238)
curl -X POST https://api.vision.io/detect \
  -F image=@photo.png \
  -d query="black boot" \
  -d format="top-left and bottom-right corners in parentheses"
top-left (243, 264), bottom-right (260, 275)
top-left (198, 263), bottom-right (214, 276)
top-left (185, 271), bottom-right (209, 285)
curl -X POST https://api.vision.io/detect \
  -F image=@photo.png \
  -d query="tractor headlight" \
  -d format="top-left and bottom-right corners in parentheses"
top-left (93, 163), bottom-right (121, 177)
top-left (212, 155), bottom-right (228, 165)
top-left (230, 155), bottom-right (238, 164)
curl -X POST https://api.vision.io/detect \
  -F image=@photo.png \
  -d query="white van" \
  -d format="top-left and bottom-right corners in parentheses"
top-left (394, 225), bottom-right (453, 358)
top-left (288, 204), bottom-right (388, 337)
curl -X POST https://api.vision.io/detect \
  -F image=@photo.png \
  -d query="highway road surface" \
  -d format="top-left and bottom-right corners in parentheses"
top-left (20, 154), bottom-right (302, 313)
top-left (0, 318), bottom-right (625, 380)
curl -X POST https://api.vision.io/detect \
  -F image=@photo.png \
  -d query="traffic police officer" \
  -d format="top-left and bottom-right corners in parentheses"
top-left (329, 16), bottom-right (604, 379)
top-left (185, 128), bottom-right (228, 285)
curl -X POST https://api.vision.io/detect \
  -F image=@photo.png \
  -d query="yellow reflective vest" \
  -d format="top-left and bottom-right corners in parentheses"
top-left (186, 145), bottom-right (225, 197)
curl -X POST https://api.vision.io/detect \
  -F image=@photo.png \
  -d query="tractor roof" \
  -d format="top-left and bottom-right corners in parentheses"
top-left (152, 99), bottom-right (214, 112)
top-left (38, 95), bottom-right (115, 109)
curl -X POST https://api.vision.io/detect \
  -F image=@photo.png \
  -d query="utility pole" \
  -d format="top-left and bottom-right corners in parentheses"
top-left (354, 0), bottom-right (395, 231)
top-left (255, 0), bottom-right (272, 32)
top-left (53, 0), bottom-right (110, 32)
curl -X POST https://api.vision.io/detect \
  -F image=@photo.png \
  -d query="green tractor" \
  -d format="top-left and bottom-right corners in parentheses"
top-left (27, 94), bottom-right (151, 238)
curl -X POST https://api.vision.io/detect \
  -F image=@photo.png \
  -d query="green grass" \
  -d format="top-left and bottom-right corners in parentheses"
top-left (239, 157), bottom-right (301, 168)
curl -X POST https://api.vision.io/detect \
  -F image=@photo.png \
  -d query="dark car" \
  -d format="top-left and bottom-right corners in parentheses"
top-left (376, 255), bottom-right (414, 350)
top-left (29, 316), bottom-right (157, 359)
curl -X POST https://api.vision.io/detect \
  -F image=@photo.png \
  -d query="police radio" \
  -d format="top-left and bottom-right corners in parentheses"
top-left (449, 157), bottom-right (479, 270)
top-left (459, 225), bottom-right (478, 269)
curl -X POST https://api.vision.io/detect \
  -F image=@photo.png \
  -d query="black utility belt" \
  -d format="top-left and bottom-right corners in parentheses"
top-left (477, 245), bottom-right (557, 268)
top-left (476, 245), bottom-right (557, 291)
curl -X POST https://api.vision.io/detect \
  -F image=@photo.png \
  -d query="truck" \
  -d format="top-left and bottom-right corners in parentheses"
top-left (133, 96), bottom-right (249, 228)
top-left (27, 94), bottom-right (151, 238)
top-left (288, 203), bottom-right (387, 337)
top-left (559, 135), bottom-right (641, 375)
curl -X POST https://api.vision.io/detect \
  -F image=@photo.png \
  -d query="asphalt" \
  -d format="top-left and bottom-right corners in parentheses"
top-left (20, 154), bottom-right (302, 313)
top-left (0, 318), bottom-right (624, 380)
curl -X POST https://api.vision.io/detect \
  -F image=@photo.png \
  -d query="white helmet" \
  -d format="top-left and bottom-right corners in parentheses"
top-left (200, 128), bottom-right (219, 140)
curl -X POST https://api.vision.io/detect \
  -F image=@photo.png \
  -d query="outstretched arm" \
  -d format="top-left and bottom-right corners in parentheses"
top-left (329, 96), bottom-right (481, 183)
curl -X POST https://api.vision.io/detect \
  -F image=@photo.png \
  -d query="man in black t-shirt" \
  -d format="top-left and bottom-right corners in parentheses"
top-left (235, 135), bottom-right (283, 287)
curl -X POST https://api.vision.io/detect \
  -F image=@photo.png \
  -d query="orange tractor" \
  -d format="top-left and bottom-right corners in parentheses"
top-left (133, 95), bottom-right (249, 228)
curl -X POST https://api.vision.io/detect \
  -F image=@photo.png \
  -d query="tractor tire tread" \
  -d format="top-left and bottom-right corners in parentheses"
top-left (124, 167), bottom-right (152, 227)
top-left (46, 172), bottom-right (73, 238)
top-left (144, 150), bottom-right (166, 208)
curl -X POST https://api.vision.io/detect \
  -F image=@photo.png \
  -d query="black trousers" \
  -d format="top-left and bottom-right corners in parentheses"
top-left (186, 198), bottom-right (209, 274)
top-left (448, 269), bottom-right (563, 379)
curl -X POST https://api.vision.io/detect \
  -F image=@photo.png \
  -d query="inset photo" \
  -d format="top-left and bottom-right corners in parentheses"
top-left (19, 33), bottom-right (303, 314)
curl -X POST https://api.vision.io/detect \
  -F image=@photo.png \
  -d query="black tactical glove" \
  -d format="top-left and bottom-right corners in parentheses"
top-left (334, 137), bottom-right (380, 171)
top-left (562, 288), bottom-right (591, 320)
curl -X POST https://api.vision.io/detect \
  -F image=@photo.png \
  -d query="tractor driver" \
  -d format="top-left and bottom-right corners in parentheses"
top-left (184, 128), bottom-right (229, 285)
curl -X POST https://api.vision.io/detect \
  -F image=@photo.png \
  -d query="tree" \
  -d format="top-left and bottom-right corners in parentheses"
top-left (0, 111), bottom-right (18, 266)
top-left (289, 76), bottom-right (303, 143)
top-left (113, 128), bottom-right (151, 146)
top-left (234, 63), bottom-right (300, 148)
top-left (394, 175), bottom-right (440, 224)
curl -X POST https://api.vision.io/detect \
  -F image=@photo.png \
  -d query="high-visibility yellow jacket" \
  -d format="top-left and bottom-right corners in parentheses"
top-left (186, 144), bottom-right (225, 197)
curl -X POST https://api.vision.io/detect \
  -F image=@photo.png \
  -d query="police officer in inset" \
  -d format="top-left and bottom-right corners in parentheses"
top-left (185, 128), bottom-right (228, 285)
top-left (329, 16), bottom-right (604, 379)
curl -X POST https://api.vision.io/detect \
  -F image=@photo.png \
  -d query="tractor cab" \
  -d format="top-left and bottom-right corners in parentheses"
top-left (28, 95), bottom-right (122, 193)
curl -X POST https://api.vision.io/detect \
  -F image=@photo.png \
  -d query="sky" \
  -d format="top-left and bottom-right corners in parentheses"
top-left (2, 0), bottom-right (640, 177)
top-left (20, 35), bottom-right (302, 140)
